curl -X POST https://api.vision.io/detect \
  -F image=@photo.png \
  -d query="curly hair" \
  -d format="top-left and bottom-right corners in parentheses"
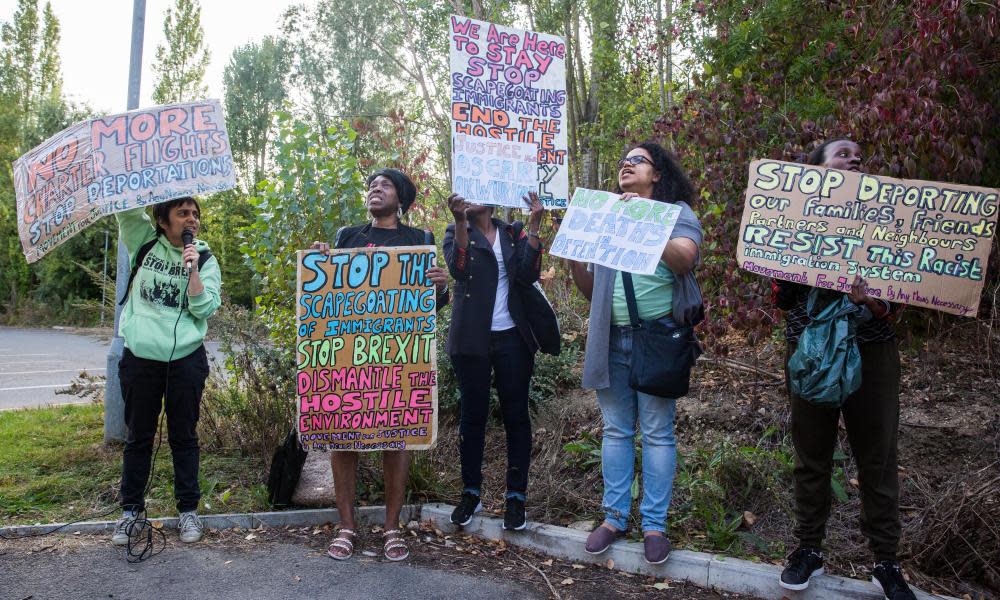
top-left (806, 138), bottom-right (856, 166)
top-left (615, 141), bottom-right (695, 206)
top-left (152, 196), bottom-right (200, 236)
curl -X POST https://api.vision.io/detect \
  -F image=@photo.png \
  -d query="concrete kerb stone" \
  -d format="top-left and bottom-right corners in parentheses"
top-left (419, 503), bottom-right (958, 600)
top-left (0, 505), bottom-right (419, 538)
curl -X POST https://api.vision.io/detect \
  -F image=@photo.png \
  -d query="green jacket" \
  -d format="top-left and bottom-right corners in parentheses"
top-left (116, 208), bottom-right (222, 361)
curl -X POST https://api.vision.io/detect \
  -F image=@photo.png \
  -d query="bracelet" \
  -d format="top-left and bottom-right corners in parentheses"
top-left (527, 231), bottom-right (540, 239)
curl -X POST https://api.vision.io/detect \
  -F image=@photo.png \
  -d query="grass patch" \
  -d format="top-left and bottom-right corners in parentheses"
top-left (0, 403), bottom-right (270, 526)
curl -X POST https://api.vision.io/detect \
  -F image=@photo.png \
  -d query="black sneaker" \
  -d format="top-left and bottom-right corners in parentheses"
top-left (502, 497), bottom-right (526, 531)
top-left (872, 561), bottom-right (917, 600)
top-left (779, 546), bottom-right (824, 590)
top-left (450, 492), bottom-right (481, 526)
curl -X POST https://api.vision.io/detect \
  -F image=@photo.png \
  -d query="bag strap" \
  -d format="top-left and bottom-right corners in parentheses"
top-left (118, 239), bottom-right (214, 306)
top-left (118, 238), bottom-right (158, 306)
top-left (621, 272), bottom-right (641, 328)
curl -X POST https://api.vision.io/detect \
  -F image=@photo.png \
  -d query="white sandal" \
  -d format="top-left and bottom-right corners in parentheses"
top-left (382, 529), bottom-right (410, 561)
top-left (327, 528), bottom-right (356, 560)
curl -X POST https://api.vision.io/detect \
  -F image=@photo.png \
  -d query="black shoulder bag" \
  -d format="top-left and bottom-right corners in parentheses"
top-left (266, 431), bottom-right (307, 508)
top-left (622, 272), bottom-right (700, 398)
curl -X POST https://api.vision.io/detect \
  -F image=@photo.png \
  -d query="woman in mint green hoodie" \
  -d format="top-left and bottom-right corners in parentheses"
top-left (110, 196), bottom-right (221, 546)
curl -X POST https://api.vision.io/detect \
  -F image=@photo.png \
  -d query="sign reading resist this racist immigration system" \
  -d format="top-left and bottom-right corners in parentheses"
top-left (549, 188), bottom-right (681, 275)
top-left (736, 159), bottom-right (999, 317)
top-left (449, 15), bottom-right (568, 209)
top-left (296, 247), bottom-right (439, 451)
top-left (13, 100), bottom-right (236, 263)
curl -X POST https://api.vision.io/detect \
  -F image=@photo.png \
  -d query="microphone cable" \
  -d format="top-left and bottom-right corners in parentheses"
top-left (122, 257), bottom-right (192, 563)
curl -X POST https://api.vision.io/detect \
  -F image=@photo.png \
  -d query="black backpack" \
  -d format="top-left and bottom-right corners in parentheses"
top-left (266, 431), bottom-right (308, 508)
top-left (118, 238), bottom-right (214, 305)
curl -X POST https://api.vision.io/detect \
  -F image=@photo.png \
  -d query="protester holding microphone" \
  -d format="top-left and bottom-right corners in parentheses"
top-left (443, 191), bottom-right (545, 531)
top-left (111, 196), bottom-right (222, 546)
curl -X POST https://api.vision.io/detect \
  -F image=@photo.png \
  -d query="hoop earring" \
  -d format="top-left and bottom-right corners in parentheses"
top-left (397, 207), bottom-right (403, 219)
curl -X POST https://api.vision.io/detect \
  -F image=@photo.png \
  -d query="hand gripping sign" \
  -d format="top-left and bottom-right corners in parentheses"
top-left (13, 100), bottom-right (236, 263)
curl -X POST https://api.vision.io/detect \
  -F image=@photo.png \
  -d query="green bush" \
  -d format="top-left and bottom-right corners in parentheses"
top-left (199, 304), bottom-right (296, 462)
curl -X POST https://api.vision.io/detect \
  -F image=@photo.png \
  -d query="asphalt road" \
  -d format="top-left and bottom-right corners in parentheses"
top-left (0, 538), bottom-right (538, 600)
top-left (0, 327), bottom-right (224, 411)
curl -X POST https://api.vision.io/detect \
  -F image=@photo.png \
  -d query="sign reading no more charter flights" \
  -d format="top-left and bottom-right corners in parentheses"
top-left (548, 188), bottom-right (681, 275)
top-left (736, 159), bottom-right (999, 316)
top-left (449, 16), bottom-right (568, 209)
top-left (13, 100), bottom-right (236, 263)
top-left (296, 246), bottom-right (439, 452)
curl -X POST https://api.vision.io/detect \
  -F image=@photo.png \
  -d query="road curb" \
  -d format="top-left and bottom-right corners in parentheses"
top-left (0, 505), bottom-right (419, 538)
top-left (420, 503), bottom-right (957, 600)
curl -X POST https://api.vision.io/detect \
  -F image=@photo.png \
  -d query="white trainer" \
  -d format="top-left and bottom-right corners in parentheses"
top-left (178, 511), bottom-right (204, 543)
top-left (111, 511), bottom-right (137, 546)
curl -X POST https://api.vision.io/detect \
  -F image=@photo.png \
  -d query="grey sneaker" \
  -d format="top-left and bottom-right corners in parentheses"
top-left (111, 511), bottom-right (137, 546)
top-left (178, 511), bottom-right (203, 543)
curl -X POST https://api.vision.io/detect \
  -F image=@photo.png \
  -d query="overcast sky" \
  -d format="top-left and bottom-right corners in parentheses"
top-left (0, 0), bottom-right (317, 114)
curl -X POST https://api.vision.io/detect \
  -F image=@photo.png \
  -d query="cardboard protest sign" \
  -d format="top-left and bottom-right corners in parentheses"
top-left (296, 247), bottom-right (439, 451)
top-left (549, 188), bottom-right (681, 275)
top-left (736, 159), bottom-right (999, 316)
top-left (13, 100), bottom-right (236, 263)
top-left (449, 16), bottom-right (568, 209)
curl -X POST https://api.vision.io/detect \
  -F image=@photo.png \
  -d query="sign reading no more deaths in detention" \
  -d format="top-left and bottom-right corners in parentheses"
top-left (549, 188), bottom-right (681, 275)
top-left (736, 159), bottom-right (998, 316)
top-left (13, 99), bottom-right (236, 263)
top-left (296, 246), bottom-right (439, 452)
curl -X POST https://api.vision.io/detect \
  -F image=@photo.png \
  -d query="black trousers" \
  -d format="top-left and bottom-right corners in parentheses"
top-left (119, 345), bottom-right (209, 513)
top-left (787, 339), bottom-right (902, 561)
top-left (451, 329), bottom-right (535, 498)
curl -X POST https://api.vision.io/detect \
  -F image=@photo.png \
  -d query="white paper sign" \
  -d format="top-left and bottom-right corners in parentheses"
top-left (549, 188), bottom-right (681, 275)
top-left (448, 16), bottom-right (568, 208)
top-left (451, 133), bottom-right (537, 208)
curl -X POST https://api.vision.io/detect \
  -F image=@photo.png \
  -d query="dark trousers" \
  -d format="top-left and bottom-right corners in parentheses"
top-left (451, 329), bottom-right (535, 498)
top-left (787, 339), bottom-right (902, 561)
top-left (119, 346), bottom-right (209, 513)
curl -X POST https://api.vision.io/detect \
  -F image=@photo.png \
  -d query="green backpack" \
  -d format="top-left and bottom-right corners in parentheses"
top-left (788, 288), bottom-right (863, 407)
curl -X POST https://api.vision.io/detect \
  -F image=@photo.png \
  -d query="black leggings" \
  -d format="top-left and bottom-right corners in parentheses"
top-left (451, 329), bottom-right (535, 498)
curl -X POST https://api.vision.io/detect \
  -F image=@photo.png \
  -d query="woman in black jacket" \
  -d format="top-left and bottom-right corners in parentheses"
top-left (443, 191), bottom-right (544, 531)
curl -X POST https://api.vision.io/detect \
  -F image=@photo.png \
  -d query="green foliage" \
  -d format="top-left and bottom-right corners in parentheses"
top-left (200, 304), bottom-right (297, 460)
top-left (152, 0), bottom-right (210, 104)
top-left (240, 113), bottom-right (366, 343)
top-left (671, 432), bottom-right (792, 556)
top-left (223, 36), bottom-right (289, 191)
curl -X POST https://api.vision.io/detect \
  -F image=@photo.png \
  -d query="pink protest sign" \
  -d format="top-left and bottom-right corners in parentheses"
top-left (13, 99), bottom-right (236, 263)
top-left (449, 16), bottom-right (568, 208)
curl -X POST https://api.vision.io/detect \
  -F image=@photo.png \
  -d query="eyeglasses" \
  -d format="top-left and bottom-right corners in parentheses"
top-left (617, 155), bottom-right (653, 169)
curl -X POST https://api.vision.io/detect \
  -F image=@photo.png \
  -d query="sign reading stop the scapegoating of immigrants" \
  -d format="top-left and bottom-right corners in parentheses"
top-left (449, 15), bottom-right (568, 209)
top-left (736, 159), bottom-right (999, 316)
top-left (548, 188), bottom-right (681, 275)
top-left (296, 247), bottom-right (439, 451)
top-left (13, 99), bottom-right (236, 263)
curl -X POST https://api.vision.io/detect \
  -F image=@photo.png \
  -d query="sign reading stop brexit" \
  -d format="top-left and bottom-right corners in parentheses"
top-left (13, 100), bottom-right (236, 263)
top-left (296, 247), bottom-right (439, 452)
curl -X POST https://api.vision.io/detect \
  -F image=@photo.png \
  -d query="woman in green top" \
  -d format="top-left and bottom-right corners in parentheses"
top-left (110, 196), bottom-right (222, 547)
top-left (568, 142), bottom-right (702, 564)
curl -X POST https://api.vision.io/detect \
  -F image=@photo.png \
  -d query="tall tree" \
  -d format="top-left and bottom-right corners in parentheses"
top-left (223, 36), bottom-right (288, 191)
top-left (152, 0), bottom-right (210, 104)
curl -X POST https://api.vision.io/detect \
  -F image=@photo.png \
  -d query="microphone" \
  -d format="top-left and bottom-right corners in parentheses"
top-left (181, 229), bottom-right (195, 274)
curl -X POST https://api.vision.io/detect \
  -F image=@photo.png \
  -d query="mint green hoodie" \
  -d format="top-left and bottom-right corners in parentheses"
top-left (116, 208), bottom-right (222, 362)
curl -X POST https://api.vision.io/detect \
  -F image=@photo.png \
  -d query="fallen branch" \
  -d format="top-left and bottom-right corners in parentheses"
top-left (510, 549), bottom-right (561, 600)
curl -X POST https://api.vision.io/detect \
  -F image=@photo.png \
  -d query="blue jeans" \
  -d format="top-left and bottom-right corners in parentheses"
top-left (596, 319), bottom-right (678, 533)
